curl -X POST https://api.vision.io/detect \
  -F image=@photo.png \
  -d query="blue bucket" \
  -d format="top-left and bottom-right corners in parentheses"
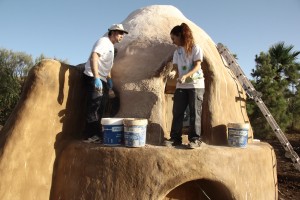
top-left (123, 118), bottom-right (148, 147)
top-left (227, 123), bottom-right (250, 148)
top-left (101, 118), bottom-right (124, 146)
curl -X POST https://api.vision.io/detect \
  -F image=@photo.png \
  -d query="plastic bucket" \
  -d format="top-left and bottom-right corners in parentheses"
top-left (123, 118), bottom-right (148, 147)
top-left (227, 123), bottom-right (250, 148)
top-left (101, 118), bottom-right (124, 146)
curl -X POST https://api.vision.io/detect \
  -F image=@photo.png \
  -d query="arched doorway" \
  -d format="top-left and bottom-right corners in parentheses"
top-left (164, 179), bottom-right (234, 200)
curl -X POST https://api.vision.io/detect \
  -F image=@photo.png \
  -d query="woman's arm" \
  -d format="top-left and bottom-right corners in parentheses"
top-left (179, 60), bottom-right (201, 83)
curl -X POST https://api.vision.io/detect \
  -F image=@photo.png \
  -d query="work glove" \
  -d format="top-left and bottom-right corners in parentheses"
top-left (107, 78), bottom-right (113, 89)
top-left (94, 78), bottom-right (103, 90)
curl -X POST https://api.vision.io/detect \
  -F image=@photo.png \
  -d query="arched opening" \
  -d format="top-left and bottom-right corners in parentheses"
top-left (164, 179), bottom-right (234, 200)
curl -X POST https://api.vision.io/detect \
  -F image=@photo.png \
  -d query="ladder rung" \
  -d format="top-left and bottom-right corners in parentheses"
top-left (291, 157), bottom-right (300, 163)
top-left (284, 143), bottom-right (289, 147)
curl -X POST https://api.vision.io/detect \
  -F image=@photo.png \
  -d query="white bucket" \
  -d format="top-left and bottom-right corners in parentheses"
top-left (101, 118), bottom-right (124, 146)
top-left (123, 118), bottom-right (148, 147)
top-left (227, 123), bottom-right (250, 148)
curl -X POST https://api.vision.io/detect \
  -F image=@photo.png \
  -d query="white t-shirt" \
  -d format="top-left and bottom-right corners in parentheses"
top-left (173, 44), bottom-right (205, 89)
top-left (84, 37), bottom-right (114, 82)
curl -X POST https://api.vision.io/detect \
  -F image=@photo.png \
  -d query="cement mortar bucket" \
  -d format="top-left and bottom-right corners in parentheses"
top-left (101, 118), bottom-right (124, 146)
top-left (123, 118), bottom-right (148, 147)
top-left (227, 123), bottom-right (250, 148)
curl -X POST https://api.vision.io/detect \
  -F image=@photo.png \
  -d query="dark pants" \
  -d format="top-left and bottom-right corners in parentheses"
top-left (83, 74), bottom-right (109, 138)
top-left (170, 88), bottom-right (204, 142)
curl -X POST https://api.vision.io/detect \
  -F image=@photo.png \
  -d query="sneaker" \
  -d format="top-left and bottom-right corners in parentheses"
top-left (83, 135), bottom-right (102, 144)
top-left (187, 139), bottom-right (205, 149)
top-left (164, 139), bottom-right (182, 147)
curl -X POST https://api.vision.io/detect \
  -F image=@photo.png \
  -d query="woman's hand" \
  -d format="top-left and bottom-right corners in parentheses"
top-left (168, 70), bottom-right (177, 79)
top-left (178, 75), bottom-right (187, 83)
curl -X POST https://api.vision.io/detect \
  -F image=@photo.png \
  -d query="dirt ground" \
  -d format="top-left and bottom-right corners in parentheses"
top-left (263, 133), bottom-right (300, 200)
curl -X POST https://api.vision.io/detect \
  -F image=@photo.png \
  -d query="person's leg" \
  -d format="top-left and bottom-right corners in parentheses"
top-left (83, 74), bottom-right (103, 139)
top-left (169, 89), bottom-right (188, 144)
top-left (97, 81), bottom-right (109, 138)
top-left (188, 88), bottom-right (205, 148)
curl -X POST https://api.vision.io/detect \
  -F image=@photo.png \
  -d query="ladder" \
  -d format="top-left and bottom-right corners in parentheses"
top-left (217, 43), bottom-right (300, 172)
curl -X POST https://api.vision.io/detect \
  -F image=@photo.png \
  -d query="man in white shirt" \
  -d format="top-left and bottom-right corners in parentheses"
top-left (83, 24), bottom-right (128, 143)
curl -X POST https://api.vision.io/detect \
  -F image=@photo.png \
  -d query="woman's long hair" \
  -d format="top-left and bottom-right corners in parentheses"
top-left (170, 23), bottom-right (195, 56)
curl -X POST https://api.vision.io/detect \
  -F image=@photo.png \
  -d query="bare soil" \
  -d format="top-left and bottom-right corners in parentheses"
top-left (263, 133), bottom-right (300, 200)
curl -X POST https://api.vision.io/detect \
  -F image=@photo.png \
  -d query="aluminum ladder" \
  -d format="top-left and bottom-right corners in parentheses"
top-left (217, 43), bottom-right (300, 172)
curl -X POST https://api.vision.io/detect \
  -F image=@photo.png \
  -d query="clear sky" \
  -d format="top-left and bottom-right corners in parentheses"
top-left (0, 0), bottom-right (299, 78)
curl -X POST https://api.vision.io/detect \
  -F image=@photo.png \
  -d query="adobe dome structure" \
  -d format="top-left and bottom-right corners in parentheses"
top-left (0, 5), bottom-right (277, 200)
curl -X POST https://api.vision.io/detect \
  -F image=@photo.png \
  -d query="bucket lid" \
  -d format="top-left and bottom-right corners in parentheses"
top-left (123, 118), bottom-right (148, 126)
top-left (101, 118), bottom-right (124, 125)
top-left (228, 123), bottom-right (250, 129)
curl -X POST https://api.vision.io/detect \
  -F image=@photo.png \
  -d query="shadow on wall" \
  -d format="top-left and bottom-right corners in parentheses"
top-left (50, 64), bottom-right (86, 199)
top-left (201, 59), bottom-right (212, 144)
top-left (211, 124), bottom-right (227, 145)
top-left (227, 67), bottom-right (250, 124)
top-left (116, 89), bottom-right (165, 144)
top-left (164, 179), bottom-right (234, 200)
top-left (57, 64), bottom-right (86, 140)
top-left (147, 122), bottom-right (165, 145)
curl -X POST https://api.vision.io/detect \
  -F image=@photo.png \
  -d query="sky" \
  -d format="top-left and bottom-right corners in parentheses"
top-left (0, 0), bottom-right (299, 78)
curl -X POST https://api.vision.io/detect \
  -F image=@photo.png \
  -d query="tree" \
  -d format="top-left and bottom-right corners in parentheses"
top-left (269, 43), bottom-right (300, 132)
top-left (269, 42), bottom-right (300, 83)
top-left (289, 63), bottom-right (300, 131)
top-left (248, 42), bottom-right (300, 138)
top-left (249, 53), bottom-right (289, 138)
top-left (0, 49), bottom-right (34, 125)
top-left (0, 48), bottom-right (69, 126)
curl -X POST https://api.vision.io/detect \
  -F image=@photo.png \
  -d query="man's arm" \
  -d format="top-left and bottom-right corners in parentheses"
top-left (90, 52), bottom-right (100, 78)
top-left (107, 72), bottom-right (113, 89)
top-left (90, 52), bottom-right (102, 89)
top-left (107, 72), bottom-right (111, 79)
